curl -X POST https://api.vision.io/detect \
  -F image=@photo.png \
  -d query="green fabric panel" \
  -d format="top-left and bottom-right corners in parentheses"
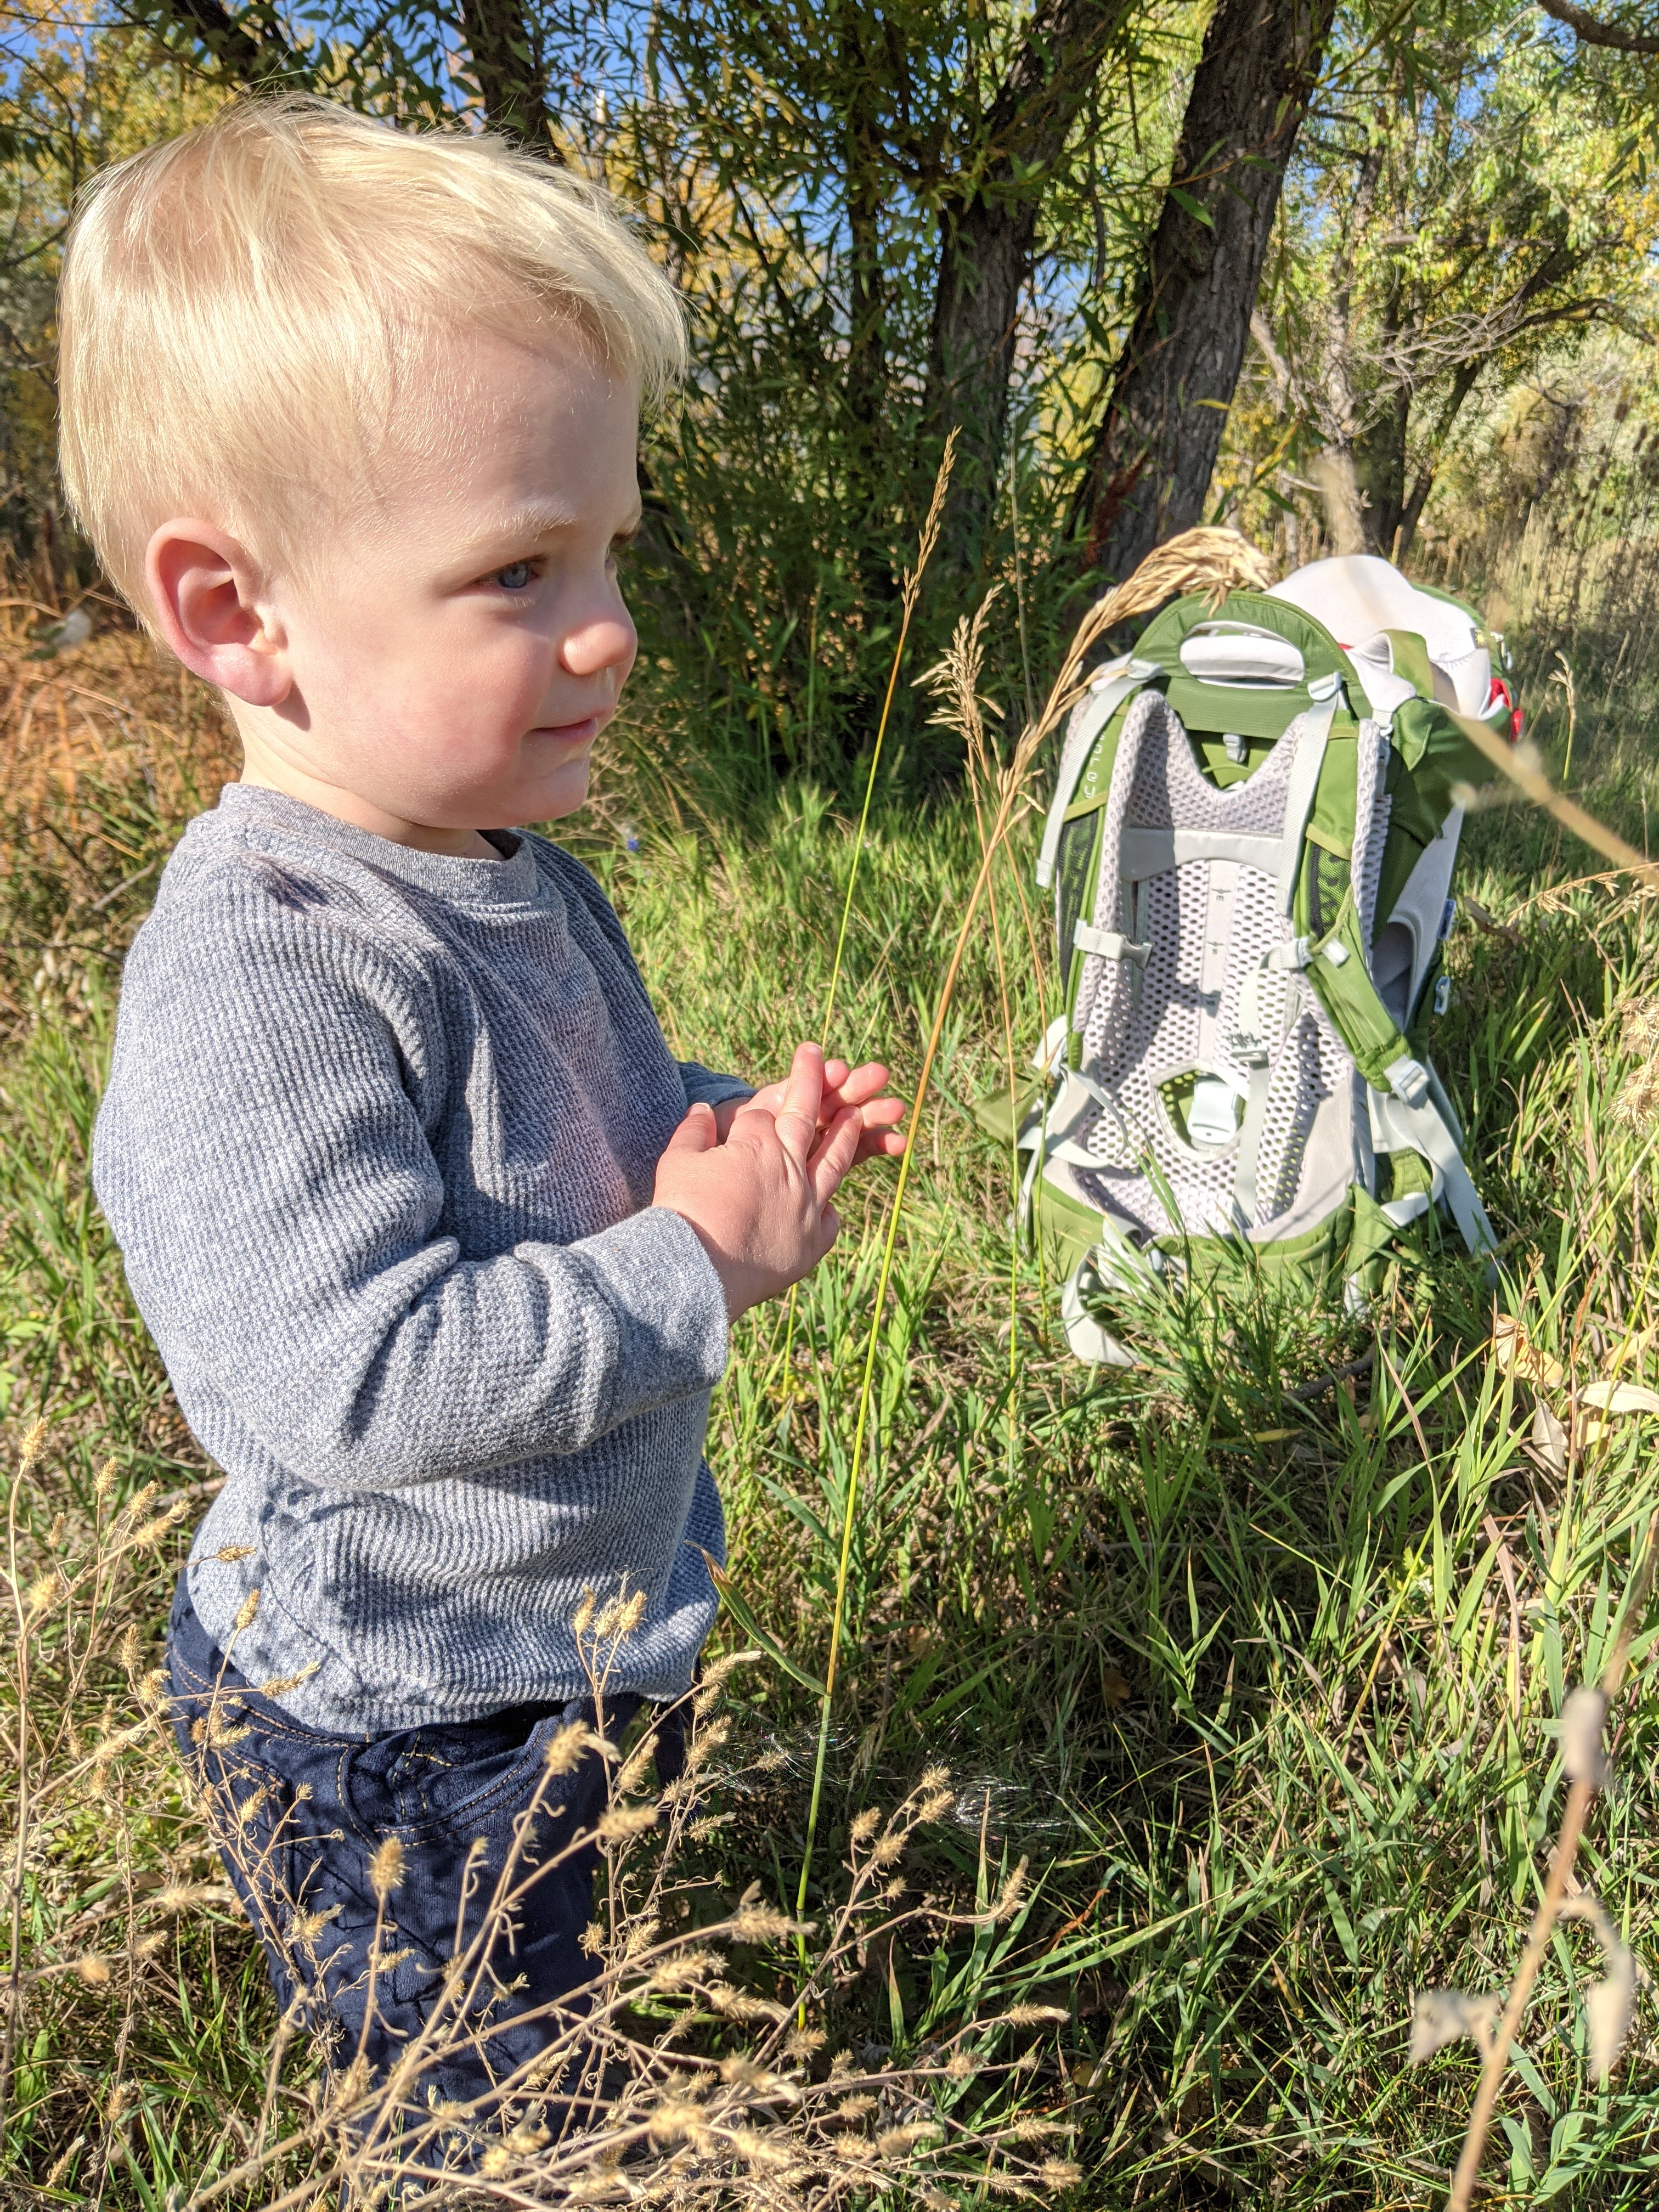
top-left (1149, 1193), bottom-right (1357, 1295)
top-left (972, 1078), bottom-right (1042, 1146)
top-left (1054, 808), bottom-right (1099, 983)
top-left (1348, 1188), bottom-right (1408, 1286)
top-left (1300, 887), bottom-right (1412, 1086)
top-left (1382, 742), bottom-right (1444, 850)
top-left (1164, 674), bottom-right (1317, 743)
top-left (1135, 589), bottom-right (1356, 691)
top-left (1376, 1148), bottom-right (1435, 1207)
top-left (1031, 1175), bottom-right (1105, 1277)
top-left (1381, 629), bottom-right (1435, 701)
top-left (1391, 695), bottom-right (1489, 794)
top-left (1308, 729), bottom-right (1360, 852)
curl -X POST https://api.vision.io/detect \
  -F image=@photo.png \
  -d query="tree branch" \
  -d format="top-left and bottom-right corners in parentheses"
top-left (145, 0), bottom-right (309, 86)
top-left (1538, 0), bottom-right (1659, 53)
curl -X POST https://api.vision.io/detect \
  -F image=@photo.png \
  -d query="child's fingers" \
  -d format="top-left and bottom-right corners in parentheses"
top-left (806, 1103), bottom-right (862, 1206)
top-left (856, 1095), bottom-right (906, 1128)
top-left (773, 1041), bottom-right (826, 1164)
top-left (857, 1127), bottom-right (907, 1160)
top-left (822, 1059), bottom-right (891, 1109)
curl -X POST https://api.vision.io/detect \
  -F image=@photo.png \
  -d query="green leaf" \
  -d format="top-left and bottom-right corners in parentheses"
top-left (1167, 186), bottom-right (1214, 228)
top-left (699, 1549), bottom-right (827, 1696)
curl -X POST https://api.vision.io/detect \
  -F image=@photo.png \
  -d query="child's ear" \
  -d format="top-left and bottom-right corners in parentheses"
top-left (145, 521), bottom-right (290, 708)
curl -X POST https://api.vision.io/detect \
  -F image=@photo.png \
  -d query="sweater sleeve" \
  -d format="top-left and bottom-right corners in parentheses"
top-left (92, 891), bottom-right (729, 1492)
top-left (679, 1062), bottom-right (755, 1110)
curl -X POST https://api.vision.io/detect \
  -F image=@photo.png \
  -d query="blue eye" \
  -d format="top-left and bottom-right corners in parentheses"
top-left (493, 561), bottom-right (534, 591)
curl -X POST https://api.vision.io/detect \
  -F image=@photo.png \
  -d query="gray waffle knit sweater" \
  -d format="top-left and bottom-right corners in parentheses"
top-left (93, 783), bottom-right (749, 1733)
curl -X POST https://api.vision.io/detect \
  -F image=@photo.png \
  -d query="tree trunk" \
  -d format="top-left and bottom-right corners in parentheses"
top-left (927, 0), bottom-right (1136, 577)
top-left (456, 0), bottom-right (552, 146)
top-left (149, 0), bottom-right (307, 86)
top-left (1075, 0), bottom-right (1337, 582)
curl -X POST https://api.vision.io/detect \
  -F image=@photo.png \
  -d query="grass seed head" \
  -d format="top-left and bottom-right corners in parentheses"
top-left (368, 1836), bottom-right (404, 1900)
top-left (232, 1587), bottom-right (260, 1632)
top-left (729, 1900), bottom-right (794, 1942)
top-left (1561, 1685), bottom-right (1611, 1785)
top-left (1040, 2159), bottom-right (1084, 2190)
top-left (1409, 1987), bottom-right (1503, 2063)
top-left (993, 1857), bottom-right (1030, 1921)
top-left (597, 1799), bottom-right (659, 1841)
top-left (1586, 1947), bottom-right (1638, 2079)
top-left (544, 1718), bottom-right (591, 1774)
top-left (18, 1414), bottom-right (48, 1470)
top-left (850, 1807), bottom-right (881, 1844)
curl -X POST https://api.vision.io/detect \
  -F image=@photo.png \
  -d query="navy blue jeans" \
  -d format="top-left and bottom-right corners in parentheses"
top-left (166, 1573), bottom-right (674, 2114)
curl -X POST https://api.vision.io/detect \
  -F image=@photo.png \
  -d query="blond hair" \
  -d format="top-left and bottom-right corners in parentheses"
top-left (58, 98), bottom-right (686, 611)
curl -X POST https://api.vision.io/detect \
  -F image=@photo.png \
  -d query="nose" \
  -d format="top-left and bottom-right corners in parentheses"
top-left (561, 576), bottom-right (636, 685)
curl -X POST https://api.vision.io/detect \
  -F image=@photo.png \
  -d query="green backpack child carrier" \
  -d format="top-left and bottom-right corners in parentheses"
top-left (1020, 554), bottom-right (1518, 1364)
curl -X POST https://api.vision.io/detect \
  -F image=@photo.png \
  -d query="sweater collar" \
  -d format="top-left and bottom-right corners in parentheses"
top-left (210, 782), bottom-right (544, 910)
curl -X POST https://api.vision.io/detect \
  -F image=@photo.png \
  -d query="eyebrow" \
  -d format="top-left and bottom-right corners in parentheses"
top-left (464, 496), bottom-right (644, 558)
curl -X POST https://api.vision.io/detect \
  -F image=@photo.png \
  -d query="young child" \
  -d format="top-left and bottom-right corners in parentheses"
top-left (58, 98), bottom-right (903, 2115)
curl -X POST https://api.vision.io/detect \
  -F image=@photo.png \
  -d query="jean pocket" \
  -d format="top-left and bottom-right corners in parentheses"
top-left (377, 1706), bottom-right (563, 1833)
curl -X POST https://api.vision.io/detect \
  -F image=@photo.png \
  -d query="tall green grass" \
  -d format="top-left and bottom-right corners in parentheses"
top-left (5, 636), bottom-right (1659, 2202)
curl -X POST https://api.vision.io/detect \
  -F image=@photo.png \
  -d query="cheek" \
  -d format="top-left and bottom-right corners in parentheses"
top-left (388, 623), bottom-right (549, 749)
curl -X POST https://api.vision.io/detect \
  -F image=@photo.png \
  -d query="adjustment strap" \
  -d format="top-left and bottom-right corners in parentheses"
top-left (1074, 921), bottom-right (1151, 965)
top-left (1231, 1059), bottom-right (1276, 1231)
top-left (1371, 1085), bottom-right (1497, 1255)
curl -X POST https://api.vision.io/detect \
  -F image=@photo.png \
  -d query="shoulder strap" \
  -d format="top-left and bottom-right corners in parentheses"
top-left (1035, 657), bottom-right (1159, 889)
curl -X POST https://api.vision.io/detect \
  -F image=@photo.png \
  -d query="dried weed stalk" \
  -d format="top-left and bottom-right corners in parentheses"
top-left (1410, 1515), bottom-right (1657, 2209)
top-left (793, 524), bottom-right (1272, 1927)
top-left (3, 1427), bottom-right (1082, 2207)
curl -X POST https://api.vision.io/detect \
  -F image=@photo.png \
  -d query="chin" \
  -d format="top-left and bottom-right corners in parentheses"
top-left (532, 766), bottom-right (592, 822)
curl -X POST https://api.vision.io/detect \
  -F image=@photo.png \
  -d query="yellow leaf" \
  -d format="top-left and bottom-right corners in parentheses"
top-left (1579, 1380), bottom-right (1659, 1415)
top-left (1493, 1313), bottom-right (1564, 1390)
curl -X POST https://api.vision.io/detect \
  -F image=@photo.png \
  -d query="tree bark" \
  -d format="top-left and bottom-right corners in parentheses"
top-left (456, 0), bottom-right (553, 146)
top-left (1537, 0), bottom-right (1659, 52)
top-left (926, 0), bottom-right (1136, 577)
top-left (1075, 0), bottom-right (1337, 582)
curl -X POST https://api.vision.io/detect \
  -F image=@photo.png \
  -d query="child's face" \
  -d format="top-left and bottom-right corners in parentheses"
top-left (171, 328), bottom-right (644, 842)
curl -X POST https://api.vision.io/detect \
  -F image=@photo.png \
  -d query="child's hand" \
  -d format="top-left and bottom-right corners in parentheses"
top-left (654, 1043), bottom-right (884, 1317)
top-left (712, 1056), bottom-right (906, 1164)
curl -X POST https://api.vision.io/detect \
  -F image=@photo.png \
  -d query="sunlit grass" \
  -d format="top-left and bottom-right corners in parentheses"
top-left (5, 617), bottom-right (1659, 2200)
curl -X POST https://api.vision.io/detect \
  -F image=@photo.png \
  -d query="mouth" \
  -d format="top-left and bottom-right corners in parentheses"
top-left (531, 715), bottom-right (602, 749)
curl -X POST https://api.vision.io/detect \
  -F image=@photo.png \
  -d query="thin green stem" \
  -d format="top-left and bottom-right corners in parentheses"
top-left (795, 820), bottom-right (1010, 1925)
top-left (820, 619), bottom-right (912, 1052)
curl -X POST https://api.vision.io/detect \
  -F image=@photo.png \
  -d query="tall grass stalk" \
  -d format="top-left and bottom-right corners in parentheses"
top-left (819, 432), bottom-right (956, 1048)
top-left (793, 527), bottom-right (1272, 1928)
top-left (777, 438), bottom-right (957, 1440)
top-left (1444, 1515), bottom-right (1659, 2210)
